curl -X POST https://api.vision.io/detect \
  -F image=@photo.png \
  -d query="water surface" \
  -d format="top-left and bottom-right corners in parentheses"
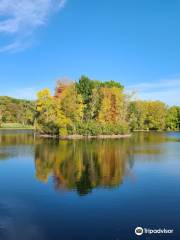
top-left (0, 130), bottom-right (180, 239)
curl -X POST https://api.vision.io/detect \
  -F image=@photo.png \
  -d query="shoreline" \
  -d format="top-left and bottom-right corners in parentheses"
top-left (0, 128), bottom-right (34, 130)
top-left (38, 134), bottom-right (132, 140)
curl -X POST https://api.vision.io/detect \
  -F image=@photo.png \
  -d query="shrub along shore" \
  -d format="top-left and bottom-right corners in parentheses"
top-left (0, 76), bottom-right (180, 137)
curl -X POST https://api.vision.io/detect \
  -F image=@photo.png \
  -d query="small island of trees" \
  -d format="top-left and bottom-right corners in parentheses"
top-left (0, 75), bottom-right (180, 137)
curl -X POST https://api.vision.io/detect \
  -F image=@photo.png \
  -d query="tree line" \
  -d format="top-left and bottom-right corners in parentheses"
top-left (0, 96), bottom-right (35, 127)
top-left (0, 76), bottom-right (180, 135)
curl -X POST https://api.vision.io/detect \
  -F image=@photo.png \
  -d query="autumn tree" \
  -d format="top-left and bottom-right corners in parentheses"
top-left (0, 96), bottom-right (35, 126)
top-left (129, 101), bottom-right (148, 130)
top-left (55, 77), bottom-right (73, 98)
top-left (146, 101), bottom-right (167, 130)
top-left (98, 87), bottom-right (126, 123)
top-left (36, 84), bottom-right (84, 136)
top-left (57, 83), bottom-right (84, 134)
top-left (129, 100), bottom-right (167, 130)
top-left (36, 88), bottom-right (59, 134)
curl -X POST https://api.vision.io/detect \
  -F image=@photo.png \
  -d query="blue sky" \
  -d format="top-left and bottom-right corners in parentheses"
top-left (0, 0), bottom-right (180, 105)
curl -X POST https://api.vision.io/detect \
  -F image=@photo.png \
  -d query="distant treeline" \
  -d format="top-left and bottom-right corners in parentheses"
top-left (0, 96), bottom-right (35, 127)
top-left (0, 76), bottom-right (180, 135)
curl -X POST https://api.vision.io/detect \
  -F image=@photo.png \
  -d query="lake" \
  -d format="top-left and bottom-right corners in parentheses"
top-left (0, 130), bottom-right (179, 240)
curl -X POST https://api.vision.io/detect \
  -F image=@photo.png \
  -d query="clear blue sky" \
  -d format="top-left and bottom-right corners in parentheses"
top-left (0, 0), bottom-right (180, 105)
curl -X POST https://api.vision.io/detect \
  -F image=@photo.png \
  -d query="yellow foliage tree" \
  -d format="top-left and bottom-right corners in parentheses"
top-left (58, 83), bottom-right (84, 133)
top-left (98, 87), bottom-right (126, 123)
top-left (36, 84), bottom-right (84, 136)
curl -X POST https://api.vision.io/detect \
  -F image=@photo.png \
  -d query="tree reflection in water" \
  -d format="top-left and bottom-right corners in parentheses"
top-left (35, 139), bottom-right (131, 195)
top-left (0, 130), bottom-right (169, 195)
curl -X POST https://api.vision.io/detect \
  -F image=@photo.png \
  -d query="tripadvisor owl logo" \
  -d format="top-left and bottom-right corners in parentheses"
top-left (135, 227), bottom-right (143, 236)
top-left (134, 226), bottom-right (174, 236)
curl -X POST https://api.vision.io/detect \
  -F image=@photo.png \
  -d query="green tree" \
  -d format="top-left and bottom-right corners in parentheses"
top-left (166, 106), bottom-right (177, 130)
top-left (100, 80), bottom-right (124, 89)
top-left (166, 106), bottom-right (180, 130)
top-left (76, 75), bottom-right (100, 120)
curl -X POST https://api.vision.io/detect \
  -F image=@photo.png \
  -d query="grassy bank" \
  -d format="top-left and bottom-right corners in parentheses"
top-left (0, 123), bottom-right (34, 130)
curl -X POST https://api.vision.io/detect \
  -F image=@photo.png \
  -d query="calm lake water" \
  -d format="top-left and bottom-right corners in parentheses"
top-left (0, 130), bottom-right (179, 240)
